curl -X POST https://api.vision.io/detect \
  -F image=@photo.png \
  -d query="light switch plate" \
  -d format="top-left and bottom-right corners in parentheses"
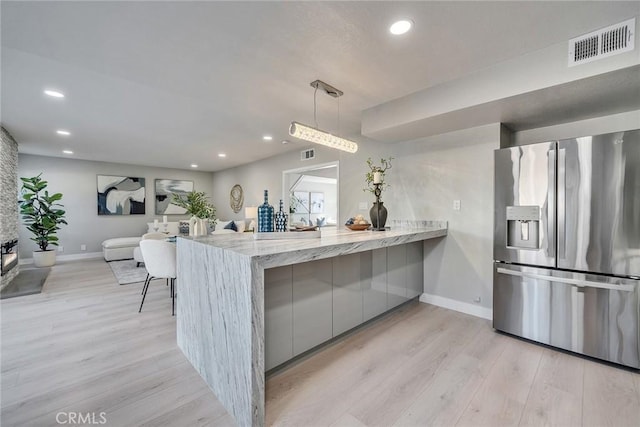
top-left (453, 200), bottom-right (461, 211)
top-left (358, 202), bottom-right (368, 210)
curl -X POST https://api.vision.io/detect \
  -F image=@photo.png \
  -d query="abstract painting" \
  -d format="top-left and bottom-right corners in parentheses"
top-left (97, 175), bottom-right (146, 215)
top-left (155, 179), bottom-right (193, 214)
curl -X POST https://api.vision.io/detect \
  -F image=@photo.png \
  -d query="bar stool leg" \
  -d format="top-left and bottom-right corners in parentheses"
top-left (139, 275), bottom-right (153, 313)
top-left (142, 274), bottom-right (149, 294)
top-left (171, 278), bottom-right (175, 316)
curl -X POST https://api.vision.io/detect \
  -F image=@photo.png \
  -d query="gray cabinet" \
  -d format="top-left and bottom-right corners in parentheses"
top-left (333, 253), bottom-right (364, 336)
top-left (265, 242), bottom-right (425, 369)
top-left (292, 259), bottom-right (333, 356)
top-left (387, 244), bottom-right (409, 308)
top-left (363, 248), bottom-right (387, 321)
top-left (406, 241), bottom-right (424, 299)
top-left (264, 266), bottom-right (293, 370)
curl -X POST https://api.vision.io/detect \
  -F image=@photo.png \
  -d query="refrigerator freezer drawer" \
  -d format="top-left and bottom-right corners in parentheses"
top-left (493, 264), bottom-right (640, 368)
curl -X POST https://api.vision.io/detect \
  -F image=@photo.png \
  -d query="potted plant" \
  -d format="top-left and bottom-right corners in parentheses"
top-left (172, 191), bottom-right (217, 236)
top-left (363, 157), bottom-right (393, 229)
top-left (19, 174), bottom-right (68, 267)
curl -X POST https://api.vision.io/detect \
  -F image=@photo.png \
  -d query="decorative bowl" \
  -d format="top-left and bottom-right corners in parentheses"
top-left (346, 223), bottom-right (371, 231)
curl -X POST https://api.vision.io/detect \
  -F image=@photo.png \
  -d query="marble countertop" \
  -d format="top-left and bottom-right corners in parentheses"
top-left (179, 221), bottom-right (447, 268)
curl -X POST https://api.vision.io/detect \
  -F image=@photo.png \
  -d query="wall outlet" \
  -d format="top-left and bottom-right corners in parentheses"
top-left (81, 244), bottom-right (87, 251)
top-left (358, 202), bottom-right (368, 210)
top-left (57, 246), bottom-right (64, 252)
top-left (453, 200), bottom-right (461, 211)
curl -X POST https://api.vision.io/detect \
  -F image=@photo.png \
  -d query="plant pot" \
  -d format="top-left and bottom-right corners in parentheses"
top-left (369, 202), bottom-right (388, 229)
top-left (33, 250), bottom-right (56, 267)
top-left (189, 216), bottom-right (209, 237)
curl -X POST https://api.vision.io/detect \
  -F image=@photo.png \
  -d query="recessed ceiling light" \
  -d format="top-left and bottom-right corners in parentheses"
top-left (56, 130), bottom-right (71, 136)
top-left (190, 164), bottom-right (198, 168)
top-left (263, 135), bottom-right (273, 141)
top-left (389, 20), bottom-right (413, 35)
top-left (62, 150), bottom-right (73, 154)
top-left (218, 153), bottom-right (227, 158)
top-left (44, 89), bottom-right (65, 98)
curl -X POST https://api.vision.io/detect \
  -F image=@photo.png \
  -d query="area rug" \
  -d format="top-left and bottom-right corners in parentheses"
top-left (107, 260), bottom-right (148, 285)
top-left (1, 268), bottom-right (51, 299)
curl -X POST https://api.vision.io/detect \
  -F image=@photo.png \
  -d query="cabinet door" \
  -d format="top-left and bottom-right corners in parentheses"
top-left (264, 266), bottom-right (293, 370)
top-left (406, 241), bottom-right (424, 299)
top-left (333, 253), bottom-right (364, 336)
top-left (363, 248), bottom-right (387, 321)
top-left (387, 245), bottom-right (408, 308)
top-left (293, 259), bottom-right (333, 356)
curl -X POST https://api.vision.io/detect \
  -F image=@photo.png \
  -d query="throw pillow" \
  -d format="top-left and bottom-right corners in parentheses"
top-left (178, 220), bottom-right (190, 235)
top-left (215, 220), bottom-right (231, 230)
top-left (234, 220), bottom-right (246, 233)
top-left (224, 221), bottom-right (238, 232)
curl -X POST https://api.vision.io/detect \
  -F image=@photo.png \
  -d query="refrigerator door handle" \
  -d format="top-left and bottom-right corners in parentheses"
top-left (557, 148), bottom-right (566, 259)
top-left (496, 267), bottom-right (636, 292)
top-left (547, 149), bottom-right (556, 258)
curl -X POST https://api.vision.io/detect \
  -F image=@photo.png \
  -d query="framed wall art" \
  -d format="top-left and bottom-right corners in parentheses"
top-left (97, 175), bottom-right (145, 215)
top-left (155, 179), bottom-right (194, 214)
top-left (310, 192), bottom-right (324, 213)
top-left (291, 191), bottom-right (309, 214)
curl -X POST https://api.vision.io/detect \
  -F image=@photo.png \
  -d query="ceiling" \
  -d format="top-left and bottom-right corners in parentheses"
top-left (2, 1), bottom-right (639, 171)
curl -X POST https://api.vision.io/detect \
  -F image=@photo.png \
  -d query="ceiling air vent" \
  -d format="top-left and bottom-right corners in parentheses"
top-left (569, 18), bottom-right (635, 66)
top-left (301, 148), bottom-right (315, 161)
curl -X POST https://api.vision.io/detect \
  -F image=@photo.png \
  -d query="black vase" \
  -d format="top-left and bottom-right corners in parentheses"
top-left (369, 202), bottom-right (388, 229)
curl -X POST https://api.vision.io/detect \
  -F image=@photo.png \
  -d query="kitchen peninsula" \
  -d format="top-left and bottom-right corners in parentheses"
top-left (176, 223), bottom-right (447, 426)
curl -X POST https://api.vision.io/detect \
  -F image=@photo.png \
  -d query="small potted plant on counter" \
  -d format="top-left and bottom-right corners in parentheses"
top-left (19, 174), bottom-right (68, 267)
top-left (172, 191), bottom-right (217, 236)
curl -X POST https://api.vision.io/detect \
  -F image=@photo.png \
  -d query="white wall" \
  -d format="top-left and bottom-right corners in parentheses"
top-left (211, 139), bottom-right (400, 226)
top-left (389, 124), bottom-right (500, 311)
top-left (212, 145), bottom-right (341, 220)
top-left (17, 154), bottom-right (214, 258)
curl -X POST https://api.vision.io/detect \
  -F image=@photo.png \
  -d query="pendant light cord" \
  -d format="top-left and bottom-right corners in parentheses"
top-left (313, 86), bottom-right (318, 129)
top-left (337, 97), bottom-right (340, 135)
top-left (311, 81), bottom-right (341, 134)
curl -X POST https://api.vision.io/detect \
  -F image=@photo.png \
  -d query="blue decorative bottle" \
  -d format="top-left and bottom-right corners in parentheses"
top-left (274, 199), bottom-right (288, 232)
top-left (257, 190), bottom-right (274, 232)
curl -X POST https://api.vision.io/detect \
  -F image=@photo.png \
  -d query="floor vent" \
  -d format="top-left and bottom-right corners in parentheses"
top-left (301, 148), bottom-right (315, 161)
top-left (568, 18), bottom-right (635, 66)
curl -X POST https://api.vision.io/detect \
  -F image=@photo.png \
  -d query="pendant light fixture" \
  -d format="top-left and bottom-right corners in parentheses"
top-left (289, 80), bottom-right (358, 153)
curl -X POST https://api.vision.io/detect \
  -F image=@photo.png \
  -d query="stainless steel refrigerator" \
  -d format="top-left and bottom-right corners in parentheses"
top-left (493, 129), bottom-right (640, 368)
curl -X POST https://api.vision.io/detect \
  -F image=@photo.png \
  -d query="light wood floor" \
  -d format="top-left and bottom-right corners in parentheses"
top-left (2, 259), bottom-right (640, 427)
top-left (1, 259), bottom-right (234, 427)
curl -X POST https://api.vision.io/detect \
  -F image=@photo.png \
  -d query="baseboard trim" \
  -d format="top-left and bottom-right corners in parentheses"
top-left (419, 293), bottom-right (492, 320)
top-left (20, 251), bottom-right (103, 265)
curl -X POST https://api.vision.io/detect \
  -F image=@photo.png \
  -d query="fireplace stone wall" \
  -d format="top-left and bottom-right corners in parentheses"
top-left (1, 127), bottom-right (19, 289)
